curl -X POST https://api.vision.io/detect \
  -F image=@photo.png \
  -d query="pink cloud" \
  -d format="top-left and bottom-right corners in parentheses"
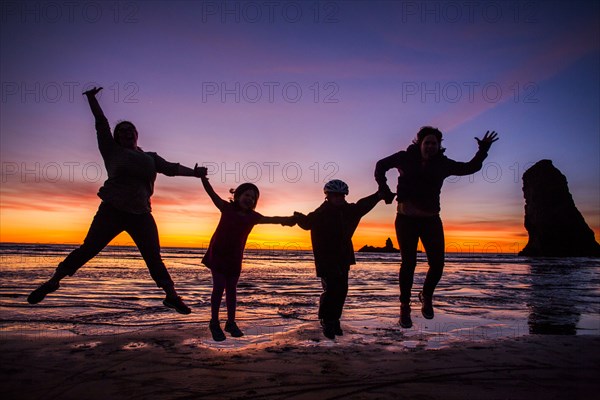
top-left (1, 180), bottom-right (99, 211)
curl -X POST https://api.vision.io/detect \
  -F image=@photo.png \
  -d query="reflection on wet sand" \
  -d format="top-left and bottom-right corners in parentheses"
top-left (527, 263), bottom-right (581, 334)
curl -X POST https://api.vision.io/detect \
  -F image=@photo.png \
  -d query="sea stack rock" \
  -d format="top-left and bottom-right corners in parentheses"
top-left (358, 237), bottom-right (400, 253)
top-left (519, 160), bottom-right (600, 257)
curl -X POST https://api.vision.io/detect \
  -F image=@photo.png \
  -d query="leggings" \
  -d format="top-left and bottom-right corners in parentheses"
top-left (319, 270), bottom-right (349, 322)
top-left (56, 201), bottom-right (174, 289)
top-left (395, 213), bottom-right (445, 304)
top-left (210, 270), bottom-right (240, 322)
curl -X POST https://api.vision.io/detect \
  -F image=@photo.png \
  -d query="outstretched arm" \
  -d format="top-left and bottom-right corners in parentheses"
top-left (198, 167), bottom-right (227, 210)
top-left (294, 211), bottom-right (312, 230)
top-left (259, 215), bottom-right (296, 226)
top-left (356, 192), bottom-right (384, 217)
top-left (176, 164), bottom-right (204, 177)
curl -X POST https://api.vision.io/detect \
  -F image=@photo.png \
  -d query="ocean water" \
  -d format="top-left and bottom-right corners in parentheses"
top-left (1, 243), bottom-right (599, 350)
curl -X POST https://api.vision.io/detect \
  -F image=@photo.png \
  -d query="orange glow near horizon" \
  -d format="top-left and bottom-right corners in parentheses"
top-left (2, 208), bottom-right (562, 254)
top-left (2, 188), bottom-right (598, 253)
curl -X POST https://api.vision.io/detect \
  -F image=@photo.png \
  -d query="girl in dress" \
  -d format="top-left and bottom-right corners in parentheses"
top-left (197, 168), bottom-right (295, 341)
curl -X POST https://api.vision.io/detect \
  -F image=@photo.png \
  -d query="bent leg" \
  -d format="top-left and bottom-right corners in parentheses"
top-left (395, 214), bottom-right (419, 304)
top-left (126, 212), bottom-right (174, 289)
top-left (319, 271), bottom-right (349, 322)
top-left (333, 271), bottom-right (349, 321)
top-left (29, 203), bottom-right (123, 304)
top-left (420, 216), bottom-right (445, 298)
top-left (319, 276), bottom-right (333, 321)
top-left (56, 202), bottom-right (123, 278)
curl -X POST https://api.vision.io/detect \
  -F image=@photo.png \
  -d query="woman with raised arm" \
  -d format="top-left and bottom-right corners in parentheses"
top-left (28, 87), bottom-right (200, 314)
top-left (375, 127), bottom-right (498, 328)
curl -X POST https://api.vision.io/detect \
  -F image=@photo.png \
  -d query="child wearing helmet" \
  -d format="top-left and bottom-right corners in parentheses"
top-left (294, 179), bottom-right (385, 339)
top-left (197, 168), bottom-right (296, 342)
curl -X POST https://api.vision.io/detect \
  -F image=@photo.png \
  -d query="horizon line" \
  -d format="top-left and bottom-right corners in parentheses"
top-left (0, 241), bottom-right (529, 255)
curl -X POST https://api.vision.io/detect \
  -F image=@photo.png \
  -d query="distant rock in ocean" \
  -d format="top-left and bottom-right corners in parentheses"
top-left (358, 237), bottom-right (400, 253)
top-left (519, 160), bottom-right (600, 257)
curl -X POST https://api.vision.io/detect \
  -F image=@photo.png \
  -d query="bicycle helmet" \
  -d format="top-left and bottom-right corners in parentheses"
top-left (323, 179), bottom-right (349, 195)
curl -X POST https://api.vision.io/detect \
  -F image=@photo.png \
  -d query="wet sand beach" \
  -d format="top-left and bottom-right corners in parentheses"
top-left (2, 246), bottom-right (599, 398)
top-left (1, 324), bottom-right (599, 400)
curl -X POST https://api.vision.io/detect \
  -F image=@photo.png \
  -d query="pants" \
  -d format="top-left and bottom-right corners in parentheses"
top-left (395, 213), bottom-right (444, 304)
top-left (210, 270), bottom-right (240, 322)
top-left (56, 202), bottom-right (174, 289)
top-left (318, 270), bottom-right (349, 322)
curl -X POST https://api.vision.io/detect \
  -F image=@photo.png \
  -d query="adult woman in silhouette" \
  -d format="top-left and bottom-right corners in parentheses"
top-left (28, 87), bottom-right (200, 314)
top-left (375, 127), bottom-right (498, 328)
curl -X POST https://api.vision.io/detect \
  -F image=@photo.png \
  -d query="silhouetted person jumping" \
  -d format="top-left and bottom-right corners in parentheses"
top-left (294, 179), bottom-right (384, 339)
top-left (375, 127), bottom-right (498, 328)
top-left (197, 168), bottom-right (296, 341)
top-left (27, 87), bottom-right (200, 314)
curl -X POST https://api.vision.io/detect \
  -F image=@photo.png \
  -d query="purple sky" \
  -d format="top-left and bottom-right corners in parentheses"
top-left (1, 0), bottom-right (599, 250)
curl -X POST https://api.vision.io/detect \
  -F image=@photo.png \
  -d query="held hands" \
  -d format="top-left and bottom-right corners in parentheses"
top-left (378, 185), bottom-right (396, 204)
top-left (281, 216), bottom-right (297, 227)
top-left (82, 87), bottom-right (103, 97)
top-left (292, 211), bottom-right (306, 226)
top-left (194, 163), bottom-right (208, 178)
top-left (475, 131), bottom-right (499, 152)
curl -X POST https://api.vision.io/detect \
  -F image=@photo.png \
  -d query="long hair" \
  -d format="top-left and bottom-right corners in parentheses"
top-left (229, 182), bottom-right (260, 210)
top-left (408, 126), bottom-right (446, 156)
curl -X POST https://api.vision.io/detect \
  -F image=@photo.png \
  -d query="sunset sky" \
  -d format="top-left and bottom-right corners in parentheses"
top-left (1, 0), bottom-right (599, 253)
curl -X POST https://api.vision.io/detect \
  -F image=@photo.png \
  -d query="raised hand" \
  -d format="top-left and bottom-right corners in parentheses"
top-left (83, 86), bottom-right (103, 97)
top-left (475, 130), bottom-right (499, 151)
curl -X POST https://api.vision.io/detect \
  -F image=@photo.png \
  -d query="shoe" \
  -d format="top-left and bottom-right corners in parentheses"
top-left (419, 291), bottom-right (434, 319)
top-left (399, 303), bottom-right (412, 328)
top-left (163, 295), bottom-right (191, 315)
top-left (224, 320), bottom-right (244, 337)
top-left (321, 319), bottom-right (336, 340)
top-left (334, 320), bottom-right (343, 336)
top-left (209, 320), bottom-right (226, 342)
top-left (27, 281), bottom-right (60, 304)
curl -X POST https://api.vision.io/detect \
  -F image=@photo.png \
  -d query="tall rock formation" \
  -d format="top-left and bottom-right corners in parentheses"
top-left (519, 160), bottom-right (600, 257)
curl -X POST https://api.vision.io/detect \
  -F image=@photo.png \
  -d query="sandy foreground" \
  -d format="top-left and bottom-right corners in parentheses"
top-left (1, 323), bottom-right (599, 400)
